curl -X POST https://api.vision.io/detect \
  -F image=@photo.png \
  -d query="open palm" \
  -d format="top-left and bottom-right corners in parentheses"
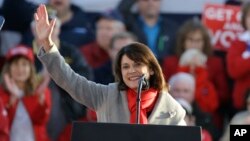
top-left (4, 74), bottom-right (22, 98)
top-left (34, 4), bottom-right (56, 51)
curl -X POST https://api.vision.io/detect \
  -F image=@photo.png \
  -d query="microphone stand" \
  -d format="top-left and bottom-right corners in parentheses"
top-left (136, 75), bottom-right (145, 124)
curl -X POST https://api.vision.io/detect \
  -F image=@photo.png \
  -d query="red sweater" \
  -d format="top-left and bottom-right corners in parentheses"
top-left (0, 98), bottom-right (9, 141)
top-left (0, 86), bottom-right (51, 141)
top-left (80, 42), bottom-right (110, 69)
top-left (163, 55), bottom-right (229, 103)
top-left (227, 39), bottom-right (250, 110)
top-left (178, 66), bottom-right (219, 114)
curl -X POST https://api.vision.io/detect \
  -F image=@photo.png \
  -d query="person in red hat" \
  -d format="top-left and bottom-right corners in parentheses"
top-left (0, 45), bottom-right (52, 141)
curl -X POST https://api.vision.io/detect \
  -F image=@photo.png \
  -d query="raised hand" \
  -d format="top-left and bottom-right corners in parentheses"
top-left (34, 4), bottom-right (56, 52)
top-left (192, 55), bottom-right (206, 68)
top-left (4, 74), bottom-right (22, 98)
top-left (4, 74), bottom-right (23, 107)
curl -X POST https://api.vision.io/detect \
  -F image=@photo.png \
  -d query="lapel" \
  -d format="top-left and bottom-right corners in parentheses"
top-left (148, 91), bottom-right (178, 124)
top-left (119, 90), bottom-right (179, 125)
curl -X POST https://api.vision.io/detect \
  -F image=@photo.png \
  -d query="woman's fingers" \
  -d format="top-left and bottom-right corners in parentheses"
top-left (34, 13), bottom-right (39, 21)
top-left (3, 74), bottom-right (13, 91)
top-left (35, 4), bottom-right (49, 23)
top-left (37, 5), bottom-right (42, 19)
top-left (49, 18), bottom-right (56, 35)
top-left (41, 4), bottom-right (49, 22)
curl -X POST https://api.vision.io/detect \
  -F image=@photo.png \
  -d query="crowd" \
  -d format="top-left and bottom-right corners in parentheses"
top-left (0, 0), bottom-right (250, 141)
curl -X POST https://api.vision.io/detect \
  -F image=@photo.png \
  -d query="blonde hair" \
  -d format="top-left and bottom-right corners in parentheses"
top-left (1, 56), bottom-right (38, 96)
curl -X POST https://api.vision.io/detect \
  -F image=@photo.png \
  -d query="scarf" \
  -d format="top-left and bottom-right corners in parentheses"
top-left (127, 88), bottom-right (158, 124)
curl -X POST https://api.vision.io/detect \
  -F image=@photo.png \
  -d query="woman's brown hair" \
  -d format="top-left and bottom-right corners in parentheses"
top-left (1, 56), bottom-right (38, 96)
top-left (241, 2), bottom-right (250, 30)
top-left (114, 42), bottom-right (168, 91)
top-left (176, 18), bottom-right (212, 57)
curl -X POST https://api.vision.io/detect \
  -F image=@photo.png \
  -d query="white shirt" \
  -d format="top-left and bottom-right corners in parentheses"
top-left (10, 95), bottom-right (35, 141)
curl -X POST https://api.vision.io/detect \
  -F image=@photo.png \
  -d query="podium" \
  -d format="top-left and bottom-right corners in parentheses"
top-left (71, 122), bottom-right (201, 141)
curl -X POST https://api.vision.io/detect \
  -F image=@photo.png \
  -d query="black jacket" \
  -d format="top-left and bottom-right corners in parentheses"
top-left (59, 5), bottom-right (95, 47)
top-left (2, 0), bottom-right (94, 48)
top-left (34, 41), bottom-right (93, 121)
top-left (2, 0), bottom-right (37, 33)
top-left (34, 41), bottom-right (93, 139)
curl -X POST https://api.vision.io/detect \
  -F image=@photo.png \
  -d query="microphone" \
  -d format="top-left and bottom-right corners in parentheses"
top-left (140, 75), bottom-right (149, 90)
top-left (136, 74), bottom-right (148, 124)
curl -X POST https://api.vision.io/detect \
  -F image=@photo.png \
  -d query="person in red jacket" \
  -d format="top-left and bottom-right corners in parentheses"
top-left (0, 98), bottom-right (9, 141)
top-left (163, 18), bottom-right (229, 108)
top-left (163, 18), bottom-right (228, 128)
top-left (227, 2), bottom-right (250, 110)
top-left (169, 72), bottom-right (221, 140)
top-left (80, 10), bottom-right (125, 69)
top-left (0, 45), bottom-right (51, 141)
top-left (178, 49), bottom-right (219, 114)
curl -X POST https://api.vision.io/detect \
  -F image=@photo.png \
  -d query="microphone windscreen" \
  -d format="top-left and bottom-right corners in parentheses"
top-left (142, 77), bottom-right (149, 90)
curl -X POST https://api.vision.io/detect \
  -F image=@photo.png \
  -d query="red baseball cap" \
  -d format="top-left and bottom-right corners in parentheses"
top-left (6, 45), bottom-right (34, 63)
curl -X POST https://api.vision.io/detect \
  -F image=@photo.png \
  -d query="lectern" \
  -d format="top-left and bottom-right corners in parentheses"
top-left (71, 122), bottom-right (201, 141)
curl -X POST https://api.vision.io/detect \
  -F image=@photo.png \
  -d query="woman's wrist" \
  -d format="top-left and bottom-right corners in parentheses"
top-left (38, 93), bottom-right (45, 105)
top-left (41, 39), bottom-right (54, 53)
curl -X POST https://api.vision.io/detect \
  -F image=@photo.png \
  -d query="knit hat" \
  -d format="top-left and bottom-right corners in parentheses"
top-left (6, 45), bottom-right (34, 63)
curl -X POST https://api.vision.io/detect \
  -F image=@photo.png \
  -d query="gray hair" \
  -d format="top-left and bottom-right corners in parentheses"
top-left (168, 72), bottom-right (195, 91)
top-left (110, 32), bottom-right (137, 49)
top-left (231, 111), bottom-right (250, 124)
top-left (220, 111), bottom-right (250, 141)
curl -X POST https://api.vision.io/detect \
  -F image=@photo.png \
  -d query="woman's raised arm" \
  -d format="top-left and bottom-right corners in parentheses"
top-left (35, 4), bottom-right (109, 110)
